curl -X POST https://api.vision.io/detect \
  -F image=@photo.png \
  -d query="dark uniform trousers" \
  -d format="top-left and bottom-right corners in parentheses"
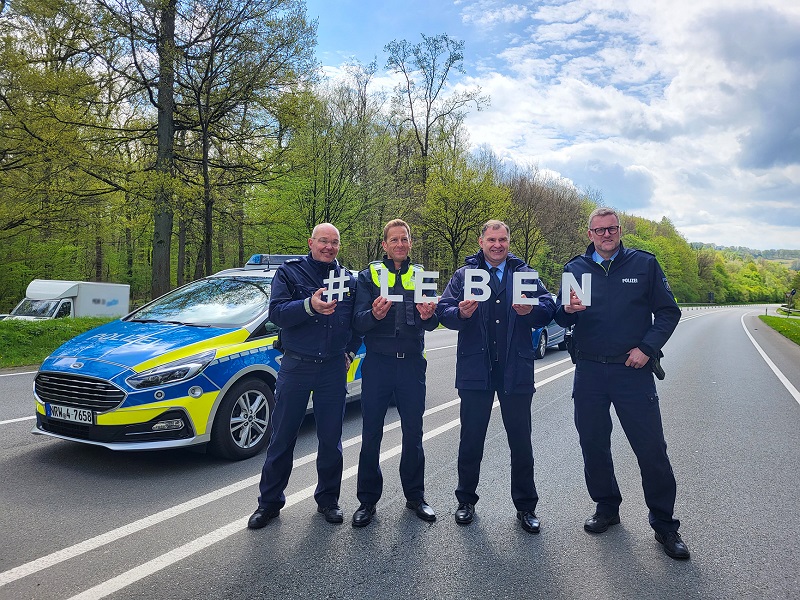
top-left (455, 276), bottom-right (538, 512)
top-left (573, 359), bottom-right (680, 533)
top-left (257, 354), bottom-right (347, 510)
top-left (356, 351), bottom-right (427, 504)
top-left (456, 366), bottom-right (538, 511)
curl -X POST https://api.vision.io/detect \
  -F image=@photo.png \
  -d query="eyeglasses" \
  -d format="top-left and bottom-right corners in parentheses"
top-left (590, 226), bottom-right (620, 236)
top-left (313, 238), bottom-right (340, 247)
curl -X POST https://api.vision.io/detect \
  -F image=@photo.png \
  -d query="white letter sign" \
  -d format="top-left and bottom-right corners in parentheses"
top-left (464, 269), bottom-right (491, 301)
top-left (378, 267), bottom-right (403, 302)
top-left (512, 271), bottom-right (540, 305)
top-left (561, 272), bottom-right (592, 306)
top-left (414, 270), bottom-right (439, 303)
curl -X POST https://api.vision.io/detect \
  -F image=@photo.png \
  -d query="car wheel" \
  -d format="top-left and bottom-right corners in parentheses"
top-left (534, 330), bottom-right (547, 359)
top-left (208, 377), bottom-right (274, 460)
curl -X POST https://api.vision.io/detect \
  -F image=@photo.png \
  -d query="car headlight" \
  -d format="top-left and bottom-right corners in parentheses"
top-left (126, 350), bottom-right (216, 389)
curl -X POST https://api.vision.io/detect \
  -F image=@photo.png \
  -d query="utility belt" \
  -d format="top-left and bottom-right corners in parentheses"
top-left (573, 351), bottom-right (629, 364)
top-left (282, 350), bottom-right (341, 364)
top-left (573, 348), bottom-right (666, 380)
top-left (371, 350), bottom-right (423, 360)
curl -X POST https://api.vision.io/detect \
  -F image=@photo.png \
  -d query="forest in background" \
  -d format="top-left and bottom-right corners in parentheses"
top-left (2, 0), bottom-right (798, 313)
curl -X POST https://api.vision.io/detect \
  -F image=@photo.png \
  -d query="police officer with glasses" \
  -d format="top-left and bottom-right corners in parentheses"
top-left (555, 207), bottom-right (689, 559)
top-left (248, 223), bottom-right (360, 529)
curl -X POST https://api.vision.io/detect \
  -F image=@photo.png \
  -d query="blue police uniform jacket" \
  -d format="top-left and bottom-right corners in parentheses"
top-left (268, 253), bottom-right (360, 358)
top-left (437, 250), bottom-right (556, 395)
top-left (554, 242), bottom-right (681, 358)
top-left (353, 256), bottom-right (439, 355)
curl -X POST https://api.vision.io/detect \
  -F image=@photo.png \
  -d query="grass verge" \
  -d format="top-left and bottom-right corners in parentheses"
top-left (758, 315), bottom-right (800, 346)
top-left (0, 317), bottom-right (114, 368)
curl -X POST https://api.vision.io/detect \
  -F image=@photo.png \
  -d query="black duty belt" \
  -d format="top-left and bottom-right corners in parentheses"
top-left (372, 351), bottom-right (423, 360)
top-left (282, 350), bottom-right (339, 364)
top-left (574, 351), bottom-right (629, 364)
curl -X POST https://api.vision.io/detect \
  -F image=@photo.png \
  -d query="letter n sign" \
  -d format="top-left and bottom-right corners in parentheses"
top-left (561, 273), bottom-right (592, 305)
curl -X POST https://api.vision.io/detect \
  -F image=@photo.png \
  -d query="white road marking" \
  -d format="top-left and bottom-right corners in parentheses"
top-left (0, 371), bottom-right (37, 377)
top-left (1, 366), bottom-right (576, 596)
top-left (741, 312), bottom-right (800, 406)
top-left (425, 344), bottom-right (456, 352)
top-left (0, 416), bottom-right (34, 425)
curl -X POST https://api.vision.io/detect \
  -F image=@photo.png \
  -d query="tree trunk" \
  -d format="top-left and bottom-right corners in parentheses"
top-left (95, 233), bottom-right (103, 281)
top-left (151, 0), bottom-right (177, 298)
top-left (177, 217), bottom-right (186, 286)
top-left (202, 132), bottom-right (213, 276)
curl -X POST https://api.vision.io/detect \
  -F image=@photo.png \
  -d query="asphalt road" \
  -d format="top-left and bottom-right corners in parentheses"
top-left (0, 306), bottom-right (798, 600)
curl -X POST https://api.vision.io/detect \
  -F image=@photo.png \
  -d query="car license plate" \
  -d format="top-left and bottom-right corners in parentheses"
top-left (46, 403), bottom-right (94, 425)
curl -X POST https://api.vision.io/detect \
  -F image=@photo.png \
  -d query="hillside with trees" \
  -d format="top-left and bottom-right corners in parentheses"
top-left (1, 0), bottom-right (796, 312)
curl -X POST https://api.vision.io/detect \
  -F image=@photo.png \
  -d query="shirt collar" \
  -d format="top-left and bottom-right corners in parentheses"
top-left (592, 250), bottom-right (619, 264)
top-left (489, 260), bottom-right (507, 280)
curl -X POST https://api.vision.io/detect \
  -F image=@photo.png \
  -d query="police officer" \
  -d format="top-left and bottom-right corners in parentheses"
top-left (437, 220), bottom-right (555, 533)
top-left (248, 223), bottom-right (361, 529)
top-left (350, 219), bottom-right (438, 527)
top-left (555, 207), bottom-right (689, 559)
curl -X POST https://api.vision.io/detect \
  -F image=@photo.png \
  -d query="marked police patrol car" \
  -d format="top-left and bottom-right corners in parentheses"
top-left (32, 255), bottom-right (365, 460)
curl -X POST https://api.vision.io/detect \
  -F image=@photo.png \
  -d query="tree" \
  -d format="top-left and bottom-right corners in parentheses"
top-left (174, 0), bottom-right (316, 276)
top-left (384, 33), bottom-right (488, 189)
top-left (95, 0), bottom-right (180, 298)
top-left (422, 140), bottom-right (509, 275)
top-left (260, 62), bottom-right (401, 266)
top-left (504, 166), bottom-right (590, 288)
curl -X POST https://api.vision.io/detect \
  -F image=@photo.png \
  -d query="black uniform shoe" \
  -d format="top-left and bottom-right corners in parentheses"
top-left (352, 503), bottom-right (376, 527)
top-left (455, 503), bottom-right (475, 525)
top-left (406, 499), bottom-right (436, 522)
top-left (517, 510), bottom-right (541, 534)
top-left (247, 507), bottom-right (280, 529)
top-left (317, 504), bottom-right (344, 524)
top-left (655, 531), bottom-right (691, 560)
top-left (584, 512), bottom-right (621, 533)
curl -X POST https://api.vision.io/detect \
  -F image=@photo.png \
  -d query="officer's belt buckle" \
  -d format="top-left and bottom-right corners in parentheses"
top-left (396, 353), bottom-right (405, 359)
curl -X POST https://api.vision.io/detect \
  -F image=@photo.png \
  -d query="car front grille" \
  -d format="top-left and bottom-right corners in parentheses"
top-left (35, 372), bottom-right (126, 412)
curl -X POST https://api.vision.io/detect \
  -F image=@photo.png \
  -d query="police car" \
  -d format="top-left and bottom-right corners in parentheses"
top-left (32, 255), bottom-right (364, 460)
top-left (532, 319), bottom-right (570, 359)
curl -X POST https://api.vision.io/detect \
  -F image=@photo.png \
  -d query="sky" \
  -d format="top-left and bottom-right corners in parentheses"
top-left (303, 0), bottom-right (800, 251)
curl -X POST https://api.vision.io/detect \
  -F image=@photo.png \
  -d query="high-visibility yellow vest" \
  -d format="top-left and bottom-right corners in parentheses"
top-left (369, 261), bottom-right (422, 290)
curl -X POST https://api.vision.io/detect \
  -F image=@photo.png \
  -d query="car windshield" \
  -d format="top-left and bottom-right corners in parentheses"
top-left (12, 298), bottom-right (59, 318)
top-left (129, 277), bottom-right (272, 327)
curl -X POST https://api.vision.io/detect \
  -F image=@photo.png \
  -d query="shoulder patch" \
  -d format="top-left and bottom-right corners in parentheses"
top-left (284, 257), bottom-right (302, 264)
top-left (662, 277), bottom-right (672, 292)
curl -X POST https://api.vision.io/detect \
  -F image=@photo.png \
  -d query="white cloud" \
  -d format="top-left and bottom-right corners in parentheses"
top-left (312, 0), bottom-right (800, 248)
top-left (461, 1), bottom-right (530, 26)
top-left (455, 0), bottom-right (800, 248)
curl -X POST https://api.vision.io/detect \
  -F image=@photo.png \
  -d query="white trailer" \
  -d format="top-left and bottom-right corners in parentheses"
top-left (7, 280), bottom-right (130, 320)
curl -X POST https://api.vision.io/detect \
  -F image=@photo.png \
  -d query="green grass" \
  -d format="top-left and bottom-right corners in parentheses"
top-left (758, 315), bottom-right (800, 346)
top-left (0, 317), bottom-right (115, 368)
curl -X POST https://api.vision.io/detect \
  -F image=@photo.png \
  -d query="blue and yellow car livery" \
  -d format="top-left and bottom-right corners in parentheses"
top-left (32, 256), bottom-right (364, 460)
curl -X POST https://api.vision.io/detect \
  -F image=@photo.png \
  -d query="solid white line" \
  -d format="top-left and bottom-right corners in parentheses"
top-left (538, 366), bottom-right (575, 386)
top-left (0, 371), bottom-right (37, 377)
top-left (536, 357), bottom-right (572, 372)
top-left (62, 366), bottom-right (576, 600)
top-left (0, 416), bottom-right (35, 426)
top-left (425, 344), bottom-right (456, 352)
top-left (0, 395), bottom-right (463, 587)
top-left (741, 313), bottom-right (800, 406)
